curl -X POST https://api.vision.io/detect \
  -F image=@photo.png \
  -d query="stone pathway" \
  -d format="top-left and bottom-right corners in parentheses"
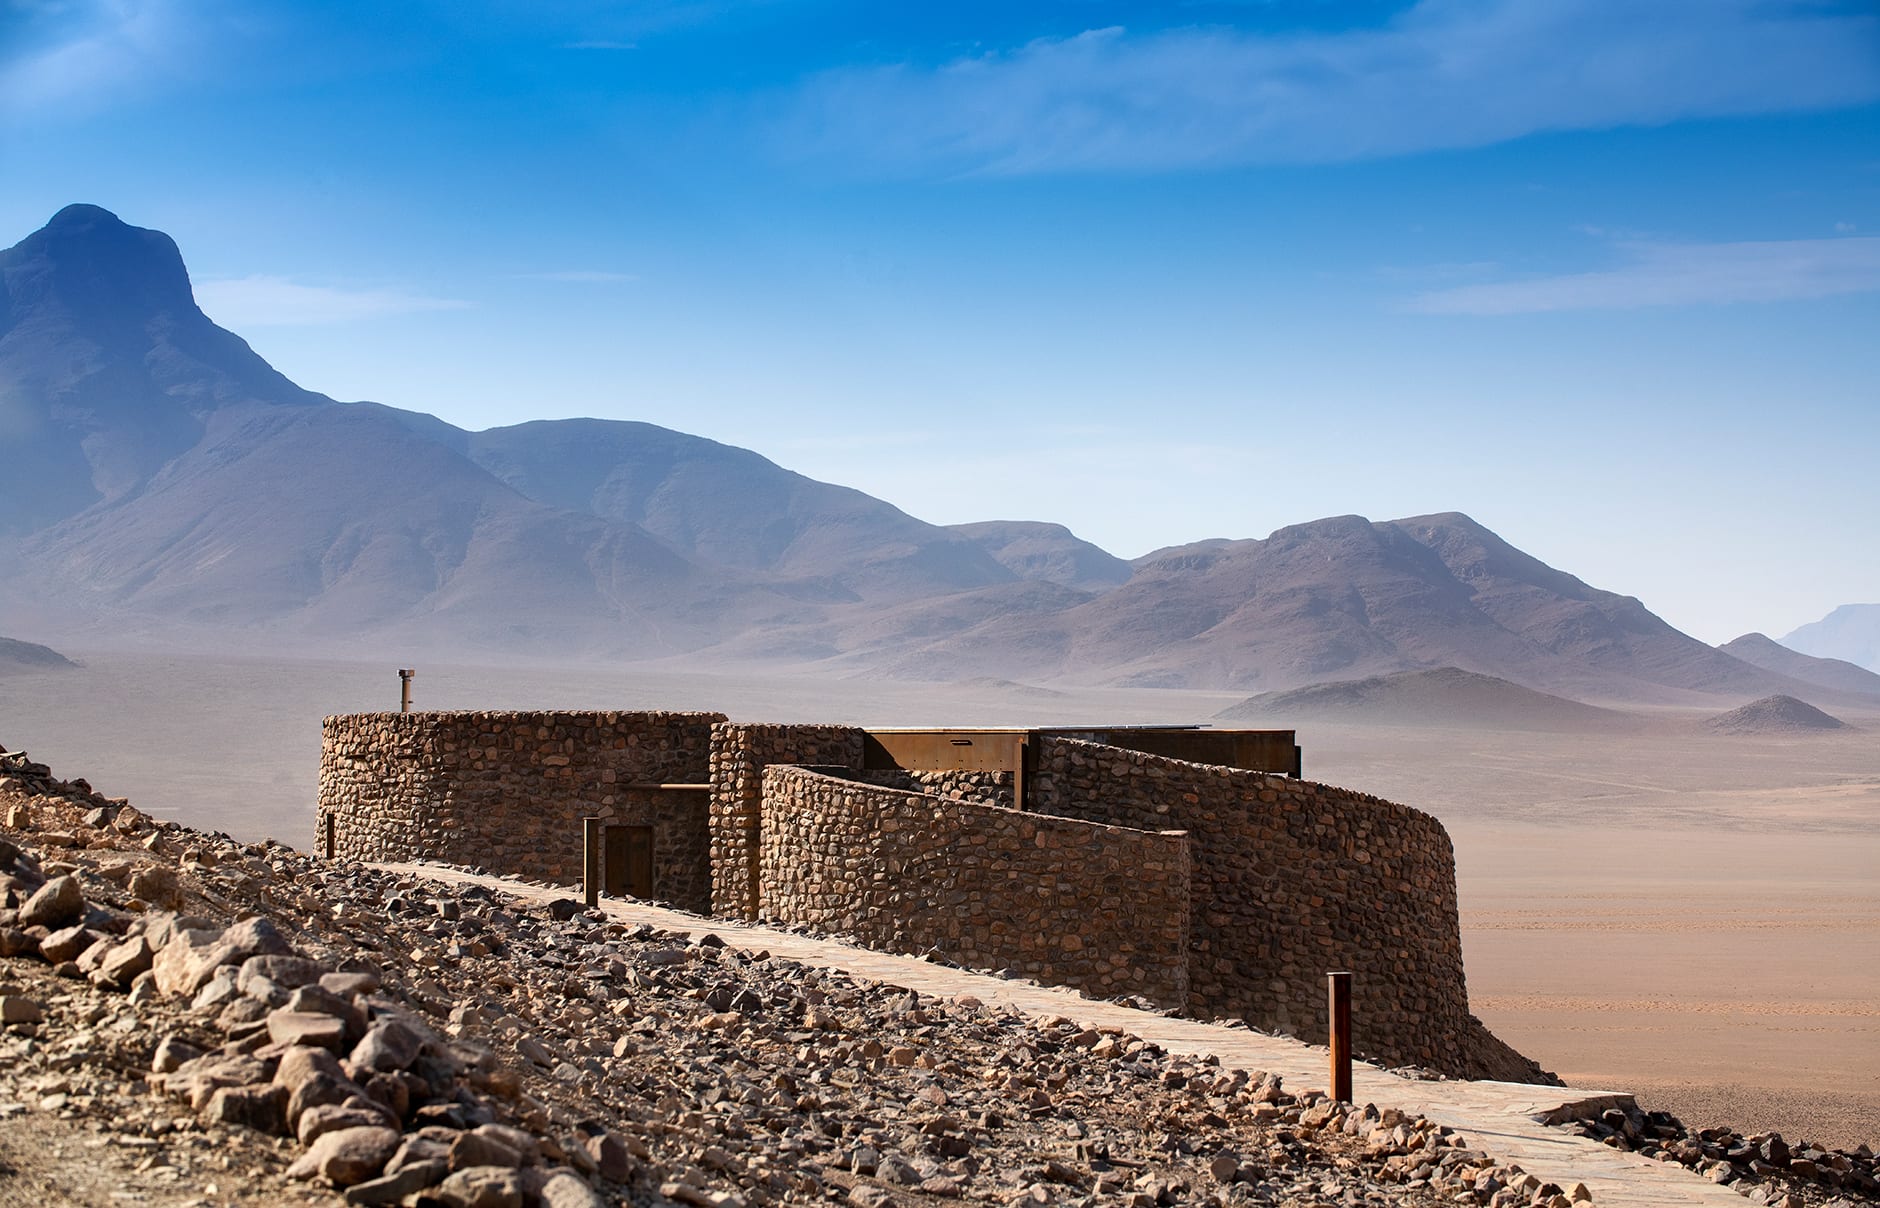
top-left (375, 863), bottom-right (1745, 1208)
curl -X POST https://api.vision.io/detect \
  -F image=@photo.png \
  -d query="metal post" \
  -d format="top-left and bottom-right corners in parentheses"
top-left (582, 817), bottom-right (601, 908)
top-left (398, 668), bottom-right (415, 713)
top-left (1328, 971), bottom-right (1353, 1102)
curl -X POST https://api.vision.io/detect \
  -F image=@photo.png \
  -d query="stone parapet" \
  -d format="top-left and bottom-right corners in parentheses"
top-left (759, 764), bottom-right (1190, 1009)
top-left (318, 711), bottom-right (722, 910)
top-left (1027, 736), bottom-right (1499, 1077)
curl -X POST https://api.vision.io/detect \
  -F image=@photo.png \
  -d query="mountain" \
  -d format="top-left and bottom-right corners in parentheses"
top-left (460, 419), bottom-right (1016, 601)
top-left (0, 205), bottom-right (1838, 701)
top-left (0, 206), bottom-right (1036, 656)
top-left (946, 521), bottom-right (1133, 592)
top-left (1718, 633), bottom-right (1880, 699)
top-left (1782, 605), bottom-right (1880, 674)
top-left (0, 636), bottom-right (76, 675)
top-left (1704, 694), bottom-right (1846, 735)
top-left (1216, 667), bottom-right (1630, 732)
top-left (866, 512), bottom-right (1808, 699)
top-left (0, 204), bottom-right (323, 536)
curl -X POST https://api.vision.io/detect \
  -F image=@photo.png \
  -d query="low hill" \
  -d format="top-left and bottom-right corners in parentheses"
top-left (1704, 694), bottom-right (1847, 735)
top-left (0, 636), bottom-right (76, 674)
top-left (1718, 633), bottom-right (1880, 699)
top-left (1216, 666), bottom-right (1631, 732)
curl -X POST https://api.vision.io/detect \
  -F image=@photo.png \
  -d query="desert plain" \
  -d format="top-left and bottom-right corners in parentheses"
top-left (2, 648), bottom-right (1874, 1151)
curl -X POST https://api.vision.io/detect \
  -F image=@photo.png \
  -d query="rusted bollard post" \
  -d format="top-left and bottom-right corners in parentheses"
top-left (1328, 971), bottom-right (1353, 1102)
top-left (398, 668), bottom-right (415, 712)
top-left (583, 817), bottom-right (602, 908)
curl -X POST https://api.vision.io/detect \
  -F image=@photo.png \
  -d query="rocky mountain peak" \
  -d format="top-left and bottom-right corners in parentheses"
top-left (3, 204), bottom-right (202, 336)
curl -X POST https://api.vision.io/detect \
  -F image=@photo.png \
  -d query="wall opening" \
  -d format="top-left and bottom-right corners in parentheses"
top-left (323, 812), bottom-right (335, 859)
top-left (604, 824), bottom-right (656, 898)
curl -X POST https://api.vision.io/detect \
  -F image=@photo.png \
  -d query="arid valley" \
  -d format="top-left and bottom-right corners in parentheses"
top-left (4, 649), bottom-right (1875, 1155)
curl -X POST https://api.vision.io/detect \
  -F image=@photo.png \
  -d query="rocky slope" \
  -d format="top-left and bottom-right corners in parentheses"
top-left (1721, 633), bottom-right (1880, 698)
top-left (0, 744), bottom-right (1663, 1208)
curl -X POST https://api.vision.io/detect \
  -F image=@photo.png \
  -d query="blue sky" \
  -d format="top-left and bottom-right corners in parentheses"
top-left (3, 0), bottom-right (1877, 643)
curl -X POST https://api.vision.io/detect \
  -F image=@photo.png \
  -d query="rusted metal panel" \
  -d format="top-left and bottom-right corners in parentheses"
top-left (863, 726), bottom-right (1299, 777)
top-left (1079, 728), bottom-right (1298, 775)
top-left (862, 730), bottom-right (1027, 773)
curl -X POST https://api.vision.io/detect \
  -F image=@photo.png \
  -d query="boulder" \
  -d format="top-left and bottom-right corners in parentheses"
top-left (200, 1083), bottom-right (288, 1134)
top-left (94, 935), bottom-right (156, 987)
top-left (268, 1009), bottom-right (350, 1050)
top-left (287, 1125), bottom-right (402, 1188)
top-left (299, 1102), bottom-right (400, 1147)
top-left (39, 924), bottom-right (103, 965)
top-left (351, 1018), bottom-right (425, 1072)
top-left (287, 983), bottom-right (367, 1039)
top-left (343, 1159), bottom-right (448, 1205)
top-left (19, 875), bottom-right (83, 929)
top-left (239, 954), bottom-right (326, 996)
top-left (127, 864), bottom-right (182, 913)
top-left (151, 1036), bottom-right (204, 1074)
top-left (540, 1172), bottom-right (608, 1208)
top-left (154, 917), bottom-right (293, 996)
top-left (434, 1166), bottom-right (526, 1208)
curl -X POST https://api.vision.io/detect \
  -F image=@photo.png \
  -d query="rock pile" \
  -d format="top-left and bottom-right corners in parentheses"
top-left (1562, 1102), bottom-right (1877, 1207)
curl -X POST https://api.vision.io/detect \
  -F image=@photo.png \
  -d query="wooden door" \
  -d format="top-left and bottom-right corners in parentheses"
top-left (604, 825), bottom-right (655, 899)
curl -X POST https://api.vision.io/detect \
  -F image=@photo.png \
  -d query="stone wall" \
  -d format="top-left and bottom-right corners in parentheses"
top-left (858, 769), bottom-right (1013, 809)
top-left (759, 765), bottom-right (1191, 1009)
top-left (1027, 737), bottom-right (1523, 1079)
top-left (319, 711), bottom-right (722, 911)
top-left (707, 723), bottom-right (865, 920)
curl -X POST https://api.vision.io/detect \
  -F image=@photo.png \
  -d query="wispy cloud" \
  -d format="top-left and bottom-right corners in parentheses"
top-left (515, 270), bottom-right (639, 283)
top-left (775, 0), bottom-right (1880, 175)
top-left (562, 40), bottom-right (636, 51)
top-left (0, 0), bottom-right (239, 122)
top-left (1407, 237), bottom-right (1880, 315)
top-left (194, 276), bottom-right (472, 326)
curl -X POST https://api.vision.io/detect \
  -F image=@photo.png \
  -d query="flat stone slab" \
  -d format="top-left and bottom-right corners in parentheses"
top-left (374, 861), bottom-right (1747, 1208)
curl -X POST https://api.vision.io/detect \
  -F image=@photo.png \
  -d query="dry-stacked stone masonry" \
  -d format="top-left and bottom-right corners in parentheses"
top-left (319, 713), bottom-right (1545, 1082)
top-left (707, 723), bottom-right (865, 919)
top-left (1026, 736), bottom-right (1541, 1081)
top-left (320, 711), bottom-right (721, 912)
top-left (759, 764), bottom-right (1190, 1007)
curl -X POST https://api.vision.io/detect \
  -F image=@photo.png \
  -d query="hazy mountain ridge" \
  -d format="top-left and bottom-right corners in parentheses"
top-left (861, 512), bottom-right (1814, 700)
top-left (1719, 633), bottom-right (1880, 699)
top-left (0, 205), bottom-right (1837, 702)
top-left (1782, 604), bottom-right (1880, 675)
top-left (946, 520), bottom-right (1134, 592)
top-left (463, 418), bottom-right (1019, 601)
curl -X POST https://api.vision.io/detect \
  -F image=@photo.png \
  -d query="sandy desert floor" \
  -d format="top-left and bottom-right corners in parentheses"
top-left (2, 650), bottom-right (1875, 1148)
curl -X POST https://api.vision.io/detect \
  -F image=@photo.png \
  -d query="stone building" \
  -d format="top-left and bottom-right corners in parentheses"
top-left (318, 711), bottom-right (1541, 1081)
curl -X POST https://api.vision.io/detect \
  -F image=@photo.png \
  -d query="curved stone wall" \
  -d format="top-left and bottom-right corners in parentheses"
top-left (1028, 736), bottom-right (1529, 1079)
top-left (319, 711), bottom-right (723, 910)
top-left (759, 764), bottom-right (1191, 1008)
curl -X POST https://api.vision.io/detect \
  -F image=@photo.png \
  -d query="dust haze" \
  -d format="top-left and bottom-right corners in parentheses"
top-left (3, 649), bottom-right (1875, 1150)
